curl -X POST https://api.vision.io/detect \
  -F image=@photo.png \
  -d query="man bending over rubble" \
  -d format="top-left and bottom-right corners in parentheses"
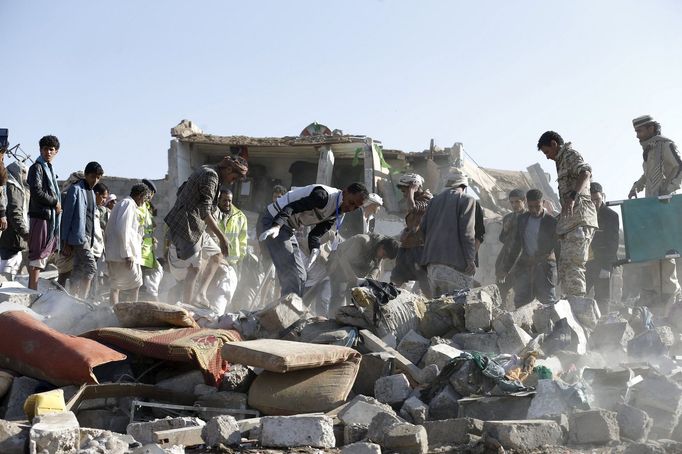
top-left (259, 182), bottom-right (369, 297)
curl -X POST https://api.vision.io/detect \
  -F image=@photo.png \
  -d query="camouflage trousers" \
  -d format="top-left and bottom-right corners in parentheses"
top-left (558, 226), bottom-right (595, 297)
top-left (641, 258), bottom-right (680, 301)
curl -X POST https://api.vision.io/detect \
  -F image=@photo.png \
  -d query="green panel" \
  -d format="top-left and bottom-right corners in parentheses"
top-left (621, 195), bottom-right (682, 262)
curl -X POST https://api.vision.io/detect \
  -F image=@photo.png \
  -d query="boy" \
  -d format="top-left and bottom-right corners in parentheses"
top-left (60, 162), bottom-right (104, 299)
top-left (27, 135), bottom-right (62, 290)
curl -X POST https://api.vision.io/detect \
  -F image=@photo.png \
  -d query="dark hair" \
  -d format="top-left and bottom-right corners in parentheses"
top-left (273, 184), bottom-right (287, 195)
top-left (537, 131), bottom-right (564, 150)
top-left (84, 161), bottom-right (104, 176)
top-left (130, 183), bottom-right (150, 199)
top-left (377, 237), bottom-right (400, 259)
top-left (346, 182), bottom-right (370, 199)
top-left (219, 186), bottom-right (233, 196)
top-left (526, 189), bottom-right (543, 202)
top-left (93, 182), bottom-right (109, 195)
top-left (509, 188), bottom-right (525, 199)
top-left (39, 135), bottom-right (60, 150)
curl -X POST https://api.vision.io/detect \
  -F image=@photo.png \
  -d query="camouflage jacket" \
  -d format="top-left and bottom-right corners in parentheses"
top-left (555, 143), bottom-right (598, 235)
top-left (631, 135), bottom-right (682, 197)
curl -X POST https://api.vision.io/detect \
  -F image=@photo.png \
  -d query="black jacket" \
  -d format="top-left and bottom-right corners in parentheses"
top-left (590, 205), bottom-right (619, 269)
top-left (503, 210), bottom-right (559, 273)
top-left (27, 162), bottom-right (60, 220)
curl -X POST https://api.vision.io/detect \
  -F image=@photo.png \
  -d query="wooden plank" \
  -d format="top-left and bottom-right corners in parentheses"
top-left (359, 329), bottom-right (424, 385)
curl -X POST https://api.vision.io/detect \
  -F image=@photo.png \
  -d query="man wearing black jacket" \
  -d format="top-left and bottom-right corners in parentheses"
top-left (586, 182), bottom-right (619, 314)
top-left (501, 189), bottom-right (559, 308)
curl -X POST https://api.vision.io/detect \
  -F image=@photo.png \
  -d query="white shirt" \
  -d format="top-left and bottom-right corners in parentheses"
top-left (104, 197), bottom-right (142, 263)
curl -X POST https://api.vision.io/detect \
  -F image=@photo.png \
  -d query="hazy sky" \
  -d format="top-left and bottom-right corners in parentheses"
top-left (3, 0), bottom-right (682, 201)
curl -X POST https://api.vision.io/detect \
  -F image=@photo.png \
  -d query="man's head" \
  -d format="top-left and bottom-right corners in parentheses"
top-left (397, 173), bottom-right (424, 197)
top-left (446, 168), bottom-right (469, 190)
top-left (633, 115), bottom-right (661, 142)
top-left (84, 161), bottom-right (104, 189)
top-left (93, 182), bottom-right (109, 207)
top-left (363, 193), bottom-right (383, 216)
top-left (39, 135), bottom-right (60, 163)
top-left (272, 184), bottom-right (287, 202)
top-left (508, 188), bottom-right (526, 213)
top-left (526, 189), bottom-right (544, 217)
top-left (341, 182), bottom-right (369, 213)
top-left (537, 131), bottom-right (564, 161)
top-left (218, 187), bottom-right (233, 213)
top-left (142, 178), bottom-right (157, 201)
top-left (376, 237), bottom-right (400, 261)
top-left (130, 183), bottom-right (150, 207)
top-left (218, 155), bottom-right (249, 185)
top-left (105, 194), bottom-right (117, 209)
top-left (590, 182), bottom-right (604, 209)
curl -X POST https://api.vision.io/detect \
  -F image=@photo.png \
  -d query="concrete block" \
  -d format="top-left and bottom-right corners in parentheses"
top-left (127, 417), bottom-right (204, 445)
top-left (628, 329), bottom-right (669, 358)
top-left (616, 403), bottom-right (652, 442)
top-left (201, 415), bottom-right (240, 447)
top-left (492, 312), bottom-right (532, 354)
top-left (511, 300), bottom-right (544, 333)
top-left (78, 428), bottom-right (131, 454)
top-left (420, 344), bottom-right (462, 370)
top-left (589, 321), bottom-right (635, 351)
top-left (259, 415), bottom-right (335, 448)
top-left (630, 373), bottom-right (682, 416)
top-left (428, 385), bottom-right (461, 420)
top-left (451, 332), bottom-right (499, 353)
top-left (374, 374), bottom-right (412, 405)
top-left (464, 297), bottom-right (493, 332)
top-left (338, 395), bottom-right (397, 427)
top-left (583, 368), bottom-right (633, 411)
top-left (341, 442), bottom-right (381, 454)
top-left (0, 287), bottom-right (41, 307)
top-left (527, 379), bottom-right (571, 419)
top-left (2, 376), bottom-right (43, 420)
top-left (533, 300), bottom-right (587, 354)
top-left (541, 317), bottom-right (588, 355)
top-left (29, 411), bottom-right (80, 454)
top-left (382, 422), bottom-right (428, 454)
top-left (423, 417), bottom-right (483, 448)
top-left (219, 363), bottom-right (256, 393)
top-left (420, 364), bottom-right (439, 385)
top-left (397, 329), bottom-right (430, 365)
top-left (458, 395), bottom-right (533, 421)
top-left (400, 396), bottom-right (428, 424)
top-left (155, 371), bottom-right (205, 396)
top-left (568, 409), bottom-right (620, 445)
top-left (483, 420), bottom-right (564, 450)
top-left (257, 293), bottom-right (308, 336)
top-left (343, 424), bottom-right (368, 445)
top-left (0, 419), bottom-right (29, 453)
top-left (352, 353), bottom-right (395, 397)
top-left (367, 411), bottom-right (403, 444)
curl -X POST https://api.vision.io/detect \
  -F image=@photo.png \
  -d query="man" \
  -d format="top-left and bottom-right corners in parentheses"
top-left (217, 188), bottom-right (248, 267)
top-left (165, 155), bottom-right (248, 304)
top-left (538, 131), bottom-right (598, 298)
top-left (420, 169), bottom-right (477, 296)
top-left (340, 192), bottom-right (383, 237)
top-left (105, 184), bottom-right (149, 304)
top-left (60, 161), bottom-right (104, 299)
top-left (586, 182), bottom-right (619, 314)
top-left (327, 233), bottom-right (399, 308)
top-left (139, 179), bottom-right (163, 300)
top-left (628, 115), bottom-right (682, 308)
top-left (495, 189), bottom-right (527, 305)
top-left (259, 182), bottom-right (369, 297)
top-left (501, 189), bottom-right (559, 307)
top-left (0, 162), bottom-right (29, 280)
top-left (391, 173), bottom-right (433, 297)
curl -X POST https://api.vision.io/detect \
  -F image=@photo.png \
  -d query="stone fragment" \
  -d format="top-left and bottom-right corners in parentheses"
top-left (155, 371), bottom-right (205, 396)
top-left (77, 409), bottom-right (129, 433)
top-left (382, 422), bottom-right (428, 454)
top-left (423, 417), bottom-right (483, 448)
top-left (458, 395), bottom-right (533, 421)
top-left (219, 364), bottom-right (256, 393)
top-left (338, 395), bottom-right (397, 427)
top-left (427, 385), bottom-right (461, 420)
top-left (420, 364), bottom-right (439, 384)
top-left (464, 297), bottom-right (493, 332)
top-left (483, 419), bottom-right (564, 450)
top-left (527, 379), bottom-right (571, 419)
top-left (127, 417), bottom-right (204, 445)
top-left (628, 329), bottom-right (669, 358)
top-left (420, 344), bottom-right (462, 370)
top-left (257, 293), bottom-right (309, 336)
top-left (341, 441), bottom-right (382, 454)
top-left (374, 374), bottom-right (412, 405)
top-left (131, 444), bottom-right (185, 453)
top-left (568, 409), bottom-right (620, 445)
top-left (29, 411), bottom-right (80, 454)
top-left (0, 287), bottom-right (41, 307)
top-left (583, 368), bottom-right (634, 411)
top-left (201, 415), bottom-right (240, 447)
top-left (492, 312), bottom-right (532, 354)
top-left (397, 329), bottom-right (430, 365)
top-left (567, 295), bottom-right (601, 330)
top-left (2, 376), bottom-right (43, 420)
top-left (343, 424), bottom-right (368, 445)
top-left (352, 353), bottom-right (395, 397)
top-left (541, 317), bottom-right (587, 355)
top-left (451, 332), bottom-right (499, 353)
top-left (78, 428), bottom-right (131, 454)
top-left (510, 300), bottom-right (544, 333)
top-left (400, 396), bottom-right (428, 424)
top-left (533, 300), bottom-right (587, 354)
top-left (590, 321), bottom-right (635, 351)
top-left (616, 403), bottom-right (652, 442)
top-left (259, 415), bottom-right (335, 448)
top-left (366, 412), bottom-right (403, 444)
top-left (0, 419), bottom-right (29, 453)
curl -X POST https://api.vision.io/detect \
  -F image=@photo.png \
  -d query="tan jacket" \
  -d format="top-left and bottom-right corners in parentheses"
top-left (631, 135), bottom-right (682, 197)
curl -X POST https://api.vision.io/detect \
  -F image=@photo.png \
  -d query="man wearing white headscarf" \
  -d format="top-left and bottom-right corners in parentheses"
top-left (419, 168), bottom-right (477, 296)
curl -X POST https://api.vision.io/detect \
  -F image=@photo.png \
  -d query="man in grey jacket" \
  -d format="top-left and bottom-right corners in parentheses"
top-left (420, 169), bottom-right (477, 296)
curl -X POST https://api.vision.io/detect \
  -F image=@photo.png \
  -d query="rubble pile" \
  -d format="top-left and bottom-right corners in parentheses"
top-left (3, 279), bottom-right (682, 453)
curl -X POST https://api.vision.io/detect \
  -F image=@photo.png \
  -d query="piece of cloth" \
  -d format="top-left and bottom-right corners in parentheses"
top-left (28, 218), bottom-right (57, 264)
top-left (420, 187), bottom-right (477, 273)
top-left (219, 205), bottom-right (248, 265)
top-left (104, 196), bottom-right (142, 263)
top-left (164, 165), bottom-right (220, 259)
top-left (261, 211), bottom-right (307, 297)
top-left (60, 179), bottom-right (96, 247)
top-left (427, 263), bottom-right (473, 296)
top-left (108, 260), bottom-right (143, 291)
top-left (558, 225), bottom-right (595, 297)
top-left (631, 135), bottom-right (682, 197)
top-left (445, 168), bottom-right (469, 187)
top-left (70, 243), bottom-right (97, 281)
top-left (554, 143), bottom-right (599, 235)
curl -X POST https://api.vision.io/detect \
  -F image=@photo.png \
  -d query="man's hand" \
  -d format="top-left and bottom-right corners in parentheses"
top-left (307, 248), bottom-right (320, 271)
top-left (55, 203), bottom-right (62, 215)
top-left (627, 190), bottom-right (637, 199)
top-left (125, 257), bottom-right (134, 269)
top-left (259, 226), bottom-right (280, 241)
top-left (62, 243), bottom-right (73, 257)
top-left (465, 261), bottom-right (476, 276)
top-left (0, 217), bottom-right (7, 231)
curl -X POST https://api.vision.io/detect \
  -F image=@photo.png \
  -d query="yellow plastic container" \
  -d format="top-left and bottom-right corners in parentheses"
top-left (23, 388), bottom-right (66, 420)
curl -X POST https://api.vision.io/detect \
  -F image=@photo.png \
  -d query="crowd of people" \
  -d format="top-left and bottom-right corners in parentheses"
top-left (0, 114), bottom-right (678, 317)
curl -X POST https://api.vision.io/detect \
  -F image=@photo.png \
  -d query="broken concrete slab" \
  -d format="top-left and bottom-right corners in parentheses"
top-left (483, 420), bottom-right (564, 450)
top-left (423, 417), bottom-right (483, 448)
top-left (366, 411), bottom-right (403, 445)
top-left (352, 352), bottom-right (395, 397)
top-left (492, 312), bottom-right (532, 354)
top-left (343, 423), bottom-right (369, 445)
top-left (526, 379), bottom-right (571, 419)
top-left (628, 329), bottom-right (670, 358)
top-left (397, 329), bottom-right (430, 365)
top-left (590, 321), bottom-right (635, 352)
top-left (464, 297), bottom-right (493, 332)
top-left (420, 343), bottom-right (462, 370)
top-left (583, 368), bottom-right (634, 411)
top-left (201, 415), bottom-right (241, 448)
top-left (510, 300), bottom-right (544, 333)
top-left (219, 364), bottom-right (255, 393)
top-left (374, 373), bottom-right (412, 406)
top-left (77, 409), bottom-right (129, 434)
top-left (533, 300), bottom-right (587, 354)
top-left (568, 409), bottom-right (620, 445)
top-left (400, 396), bottom-right (428, 424)
top-left (616, 403), bottom-right (652, 443)
top-left (0, 287), bottom-right (41, 307)
top-left (256, 293), bottom-right (309, 337)
top-left (427, 385), bottom-right (461, 420)
top-left (79, 428), bottom-right (132, 454)
top-left (541, 317), bottom-right (588, 355)
top-left (29, 411), bottom-right (80, 454)
top-left (338, 395), bottom-right (398, 427)
top-left (381, 422), bottom-right (428, 454)
top-left (0, 419), bottom-right (29, 454)
top-left (451, 332), bottom-right (499, 353)
top-left (259, 415), bottom-right (335, 448)
top-left (2, 375), bottom-right (43, 420)
top-left (458, 394), bottom-right (533, 421)
top-left (127, 417), bottom-right (205, 445)
top-left (342, 441), bottom-right (382, 454)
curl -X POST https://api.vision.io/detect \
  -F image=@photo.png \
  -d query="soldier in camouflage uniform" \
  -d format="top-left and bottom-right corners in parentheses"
top-left (538, 131), bottom-right (598, 297)
top-left (628, 115), bottom-right (682, 307)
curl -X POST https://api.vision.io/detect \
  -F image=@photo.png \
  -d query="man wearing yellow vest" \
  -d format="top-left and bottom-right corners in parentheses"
top-left (139, 179), bottom-right (163, 299)
top-left (217, 188), bottom-right (247, 267)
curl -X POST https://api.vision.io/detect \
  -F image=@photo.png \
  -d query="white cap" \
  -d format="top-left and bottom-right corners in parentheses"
top-left (364, 193), bottom-right (384, 207)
